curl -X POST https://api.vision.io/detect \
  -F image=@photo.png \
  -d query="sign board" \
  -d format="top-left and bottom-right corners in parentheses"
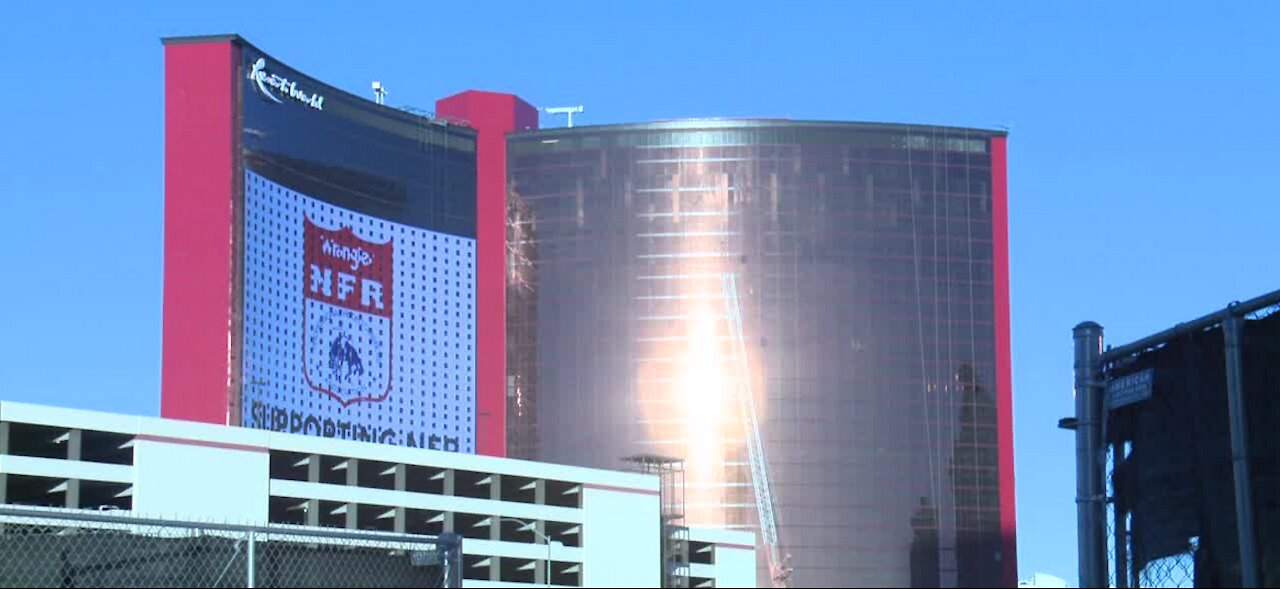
top-left (1106, 368), bottom-right (1154, 409)
top-left (410, 551), bottom-right (443, 567)
top-left (241, 170), bottom-right (473, 452)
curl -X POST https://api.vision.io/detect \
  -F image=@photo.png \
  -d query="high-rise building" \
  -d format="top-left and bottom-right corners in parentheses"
top-left (160, 35), bottom-right (1016, 588)
top-left (501, 120), bottom-right (1015, 587)
top-left (161, 37), bottom-right (489, 455)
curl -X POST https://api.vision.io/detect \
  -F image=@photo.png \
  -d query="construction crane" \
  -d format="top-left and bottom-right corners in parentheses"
top-left (721, 273), bottom-right (793, 588)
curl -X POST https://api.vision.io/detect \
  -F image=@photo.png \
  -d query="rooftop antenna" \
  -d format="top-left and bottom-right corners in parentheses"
top-left (543, 105), bottom-right (584, 128)
top-left (371, 81), bottom-right (388, 106)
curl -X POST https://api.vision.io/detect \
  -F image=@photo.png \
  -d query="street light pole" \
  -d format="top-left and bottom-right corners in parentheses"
top-left (497, 517), bottom-right (556, 587)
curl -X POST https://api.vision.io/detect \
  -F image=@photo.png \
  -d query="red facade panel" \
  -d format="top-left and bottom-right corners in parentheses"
top-left (992, 135), bottom-right (1018, 587)
top-left (161, 40), bottom-right (238, 425)
top-left (435, 90), bottom-right (538, 458)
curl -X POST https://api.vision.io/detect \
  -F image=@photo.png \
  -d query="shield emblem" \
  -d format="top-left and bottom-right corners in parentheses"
top-left (302, 218), bottom-right (394, 406)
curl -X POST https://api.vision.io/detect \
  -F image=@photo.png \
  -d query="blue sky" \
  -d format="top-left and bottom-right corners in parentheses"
top-left (2, 1), bottom-right (1278, 583)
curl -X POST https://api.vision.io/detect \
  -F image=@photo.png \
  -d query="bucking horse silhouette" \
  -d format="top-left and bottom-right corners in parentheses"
top-left (328, 333), bottom-right (364, 382)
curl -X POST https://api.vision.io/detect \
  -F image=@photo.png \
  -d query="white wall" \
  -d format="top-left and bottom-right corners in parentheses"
top-left (686, 526), bottom-right (757, 588)
top-left (582, 486), bottom-right (660, 588)
top-left (713, 545), bottom-right (757, 588)
top-left (133, 438), bottom-right (269, 524)
top-left (3, 401), bottom-right (739, 587)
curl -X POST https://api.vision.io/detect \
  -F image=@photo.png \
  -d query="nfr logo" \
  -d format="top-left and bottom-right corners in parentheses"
top-left (302, 218), bottom-right (393, 406)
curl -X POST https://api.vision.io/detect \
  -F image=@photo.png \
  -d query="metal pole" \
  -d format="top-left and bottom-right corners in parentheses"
top-left (1073, 322), bottom-right (1107, 588)
top-left (1223, 313), bottom-right (1260, 588)
top-left (1112, 442), bottom-right (1128, 588)
top-left (453, 536), bottom-right (463, 589)
top-left (247, 530), bottom-right (256, 588)
top-left (438, 533), bottom-right (462, 589)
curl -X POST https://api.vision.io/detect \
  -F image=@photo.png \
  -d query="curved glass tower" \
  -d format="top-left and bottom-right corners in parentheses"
top-left (505, 120), bottom-right (1014, 588)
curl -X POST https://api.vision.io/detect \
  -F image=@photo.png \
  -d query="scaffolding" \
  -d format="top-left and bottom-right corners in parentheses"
top-left (624, 454), bottom-right (687, 588)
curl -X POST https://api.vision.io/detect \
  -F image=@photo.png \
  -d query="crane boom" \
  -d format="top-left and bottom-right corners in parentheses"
top-left (721, 273), bottom-right (792, 587)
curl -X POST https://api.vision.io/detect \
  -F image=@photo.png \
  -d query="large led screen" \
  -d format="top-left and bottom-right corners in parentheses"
top-left (234, 45), bottom-right (477, 453)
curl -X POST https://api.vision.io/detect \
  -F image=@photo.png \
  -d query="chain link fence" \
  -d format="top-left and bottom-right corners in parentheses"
top-left (1136, 552), bottom-right (1195, 588)
top-left (1077, 295), bottom-right (1280, 588)
top-left (1103, 448), bottom-right (1197, 588)
top-left (1088, 356), bottom-right (1200, 589)
top-left (0, 506), bottom-right (461, 588)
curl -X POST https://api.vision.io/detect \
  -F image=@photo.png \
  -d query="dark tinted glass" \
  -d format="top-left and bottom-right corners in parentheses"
top-left (241, 45), bottom-right (477, 238)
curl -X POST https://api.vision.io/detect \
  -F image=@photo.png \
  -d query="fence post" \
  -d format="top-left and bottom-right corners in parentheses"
top-left (1074, 322), bottom-right (1107, 588)
top-left (1112, 442), bottom-right (1128, 588)
top-left (437, 532), bottom-right (463, 588)
top-left (247, 529), bottom-right (257, 589)
top-left (1223, 312), bottom-right (1259, 588)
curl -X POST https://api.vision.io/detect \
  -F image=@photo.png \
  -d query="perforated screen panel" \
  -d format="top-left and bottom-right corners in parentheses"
top-left (241, 169), bottom-right (476, 453)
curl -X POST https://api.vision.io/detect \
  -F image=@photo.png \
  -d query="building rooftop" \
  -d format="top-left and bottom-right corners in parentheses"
top-left (513, 117), bottom-right (1008, 140)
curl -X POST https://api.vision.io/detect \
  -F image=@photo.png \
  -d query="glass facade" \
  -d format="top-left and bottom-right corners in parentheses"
top-left (506, 121), bottom-right (1009, 587)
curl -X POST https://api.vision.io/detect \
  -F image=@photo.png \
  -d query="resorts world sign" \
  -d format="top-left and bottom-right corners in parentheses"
top-left (248, 58), bottom-right (325, 110)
